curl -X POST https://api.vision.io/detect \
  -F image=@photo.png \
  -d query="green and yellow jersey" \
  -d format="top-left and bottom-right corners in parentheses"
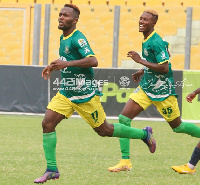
top-left (58, 29), bottom-right (100, 103)
top-left (140, 31), bottom-right (177, 101)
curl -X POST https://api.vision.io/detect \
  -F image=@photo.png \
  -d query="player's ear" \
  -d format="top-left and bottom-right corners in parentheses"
top-left (152, 19), bottom-right (157, 27)
top-left (73, 18), bottom-right (78, 24)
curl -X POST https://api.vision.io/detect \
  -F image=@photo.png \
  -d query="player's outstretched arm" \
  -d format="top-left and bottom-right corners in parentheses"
top-left (51, 56), bottom-right (98, 70)
top-left (42, 65), bottom-right (53, 80)
top-left (127, 50), bottom-right (169, 74)
top-left (186, 88), bottom-right (200, 103)
top-left (132, 69), bottom-right (144, 82)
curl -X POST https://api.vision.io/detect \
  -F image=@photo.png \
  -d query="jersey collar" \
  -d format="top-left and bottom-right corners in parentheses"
top-left (143, 30), bottom-right (156, 43)
top-left (63, 29), bottom-right (78, 40)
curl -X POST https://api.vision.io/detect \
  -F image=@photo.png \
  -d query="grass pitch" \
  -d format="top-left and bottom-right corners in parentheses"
top-left (0, 114), bottom-right (200, 185)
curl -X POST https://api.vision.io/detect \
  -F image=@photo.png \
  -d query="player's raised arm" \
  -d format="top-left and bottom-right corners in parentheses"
top-left (51, 56), bottom-right (98, 70)
top-left (42, 65), bottom-right (53, 80)
top-left (131, 69), bottom-right (144, 82)
top-left (186, 88), bottom-right (200, 103)
top-left (127, 50), bottom-right (169, 74)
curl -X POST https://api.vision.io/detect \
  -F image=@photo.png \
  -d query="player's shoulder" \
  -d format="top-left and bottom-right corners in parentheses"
top-left (60, 34), bottom-right (64, 41)
top-left (152, 32), bottom-right (162, 41)
top-left (72, 29), bottom-right (90, 47)
top-left (152, 32), bottom-right (166, 45)
top-left (73, 29), bottom-right (86, 39)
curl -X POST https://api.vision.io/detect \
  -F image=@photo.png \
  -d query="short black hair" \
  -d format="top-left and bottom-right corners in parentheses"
top-left (64, 4), bottom-right (80, 18)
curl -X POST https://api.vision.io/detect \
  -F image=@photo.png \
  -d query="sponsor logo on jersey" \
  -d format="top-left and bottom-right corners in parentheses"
top-left (144, 48), bottom-right (148, 56)
top-left (84, 47), bottom-right (90, 54)
top-left (78, 39), bottom-right (87, 47)
top-left (161, 51), bottom-right (167, 60)
top-left (64, 46), bottom-right (70, 54)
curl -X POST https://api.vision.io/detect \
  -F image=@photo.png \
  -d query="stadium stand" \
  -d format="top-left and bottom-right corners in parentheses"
top-left (36, 0), bottom-right (53, 3)
top-left (193, 6), bottom-right (200, 20)
top-left (183, 0), bottom-right (200, 7)
top-left (88, 27), bottom-right (105, 38)
top-left (98, 12), bottom-right (114, 25)
top-left (0, 1), bottom-right (199, 70)
top-left (119, 35), bottom-right (131, 48)
top-left (1, 0), bottom-right (17, 2)
top-left (168, 6), bottom-right (186, 20)
top-left (191, 45), bottom-right (200, 56)
top-left (92, 4), bottom-right (112, 14)
top-left (164, 0), bottom-right (183, 6)
top-left (18, 0), bottom-right (35, 3)
top-left (71, 0), bottom-right (89, 5)
top-left (54, 0), bottom-right (71, 4)
top-left (89, 0), bottom-right (108, 5)
top-left (120, 11), bottom-right (133, 22)
top-left (108, 0), bottom-right (125, 6)
top-left (79, 11), bottom-right (96, 22)
top-left (190, 54), bottom-right (200, 70)
top-left (144, 0), bottom-right (164, 6)
top-left (103, 19), bottom-right (114, 30)
top-left (125, 0), bottom-right (144, 6)
top-left (172, 13), bottom-right (187, 28)
top-left (98, 45), bottom-right (113, 67)
top-left (121, 20), bottom-right (138, 31)
top-left (159, 20), bottom-right (177, 36)
top-left (149, 5), bottom-right (166, 14)
top-left (170, 54), bottom-right (185, 70)
top-left (78, 4), bottom-right (93, 11)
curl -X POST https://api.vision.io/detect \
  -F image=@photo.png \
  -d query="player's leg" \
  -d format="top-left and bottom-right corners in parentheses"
top-left (34, 92), bottom-right (74, 184)
top-left (34, 109), bottom-right (64, 184)
top-left (155, 95), bottom-right (200, 137)
top-left (169, 117), bottom-right (200, 137)
top-left (74, 94), bottom-right (156, 172)
top-left (107, 87), bottom-right (156, 172)
top-left (42, 109), bottom-right (65, 169)
top-left (154, 96), bottom-right (200, 174)
top-left (74, 94), bottom-right (151, 140)
top-left (172, 141), bottom-right (200, 174)
top-left (107, 99), bottom-right (141, 172)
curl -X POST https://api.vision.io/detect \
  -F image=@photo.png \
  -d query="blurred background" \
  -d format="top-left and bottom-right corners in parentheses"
top-left (0, 0), bottom-right (200, 70)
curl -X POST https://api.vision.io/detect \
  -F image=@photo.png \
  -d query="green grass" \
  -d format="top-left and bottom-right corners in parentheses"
top-left (0, 114), bottom-right (200, 185)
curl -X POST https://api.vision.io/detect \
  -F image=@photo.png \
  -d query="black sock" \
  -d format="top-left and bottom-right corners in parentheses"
top-left (189, 147), bottom-right (200, 166)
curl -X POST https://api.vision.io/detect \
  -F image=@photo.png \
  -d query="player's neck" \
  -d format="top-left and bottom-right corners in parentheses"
top-left (63, 27), bottom-right (76, 37)
top-left (143, 28), bottom-right (154, 40)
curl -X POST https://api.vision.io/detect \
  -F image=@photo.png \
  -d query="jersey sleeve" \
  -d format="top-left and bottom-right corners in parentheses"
top-left (72, 32), bottom-right (95, 58)
top-left (153, 39), bottom-right (169, 64)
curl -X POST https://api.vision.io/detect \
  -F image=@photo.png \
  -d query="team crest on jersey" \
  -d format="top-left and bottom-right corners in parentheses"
top-left (64, 46), bottom-right (70, 54)
top-left (161, 51), bottom-right (167, 60)
top-left (144, 48), bottom-right (149, 56)
top-left (78, 39), bottom-right (87, 47)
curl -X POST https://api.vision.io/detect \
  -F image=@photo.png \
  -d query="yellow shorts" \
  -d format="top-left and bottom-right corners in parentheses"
top-left (129, 86), bottom-right (180, 122)
top-left (47, 92), bottom-right (106, 128)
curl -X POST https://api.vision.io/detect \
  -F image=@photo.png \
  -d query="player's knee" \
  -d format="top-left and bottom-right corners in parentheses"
top-left (119, 114), bottom-right (131, 126)
top-left (94, 123), bottom-right (113, 137)
top-left (94, 128), bottom-right (109, 137)
top-left (42, 119), bottom-right (54, 133)
top-left (42, 119), bottom-right (48, 131)
top-left (97, 130), bottom-right (107, 137)
top-left (172, 122), bottom-right (185, 133)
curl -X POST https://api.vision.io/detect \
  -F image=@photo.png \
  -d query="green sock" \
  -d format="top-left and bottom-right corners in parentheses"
top-left (119, 114), bottom-right (131, 159)
top-left (112, 123), bottom-right (147, 139)
top-left (43, 132), bottom-right (57, 171)
top-left (173, 122), bottom-right (200, 138)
